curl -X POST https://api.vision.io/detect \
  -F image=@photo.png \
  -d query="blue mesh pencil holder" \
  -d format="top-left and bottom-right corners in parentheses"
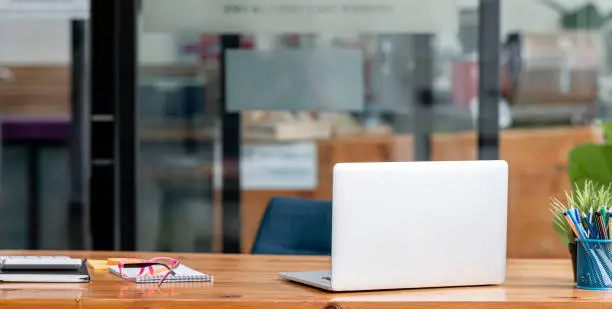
top-left (576, 238), bottom-right (612, 290)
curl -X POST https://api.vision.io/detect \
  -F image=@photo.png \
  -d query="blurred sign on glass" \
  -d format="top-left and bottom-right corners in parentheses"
top-left (142, 0), bottom-right (458, 34)
top-left (241, 142), bottom-right (317, 190)
top-left (226, 49), bottom-right (364, 112)
top-left (213, 142), bottom-right (318, 190)
top-left (0, 0), bottom-right (89, 19)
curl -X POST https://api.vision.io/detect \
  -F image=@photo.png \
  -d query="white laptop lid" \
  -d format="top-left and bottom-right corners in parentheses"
top-left (330, 160), bottom-right (508, 291)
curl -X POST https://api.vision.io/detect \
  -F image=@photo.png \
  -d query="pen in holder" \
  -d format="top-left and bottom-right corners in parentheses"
top-left (576, 238), bottom-right (612, 290)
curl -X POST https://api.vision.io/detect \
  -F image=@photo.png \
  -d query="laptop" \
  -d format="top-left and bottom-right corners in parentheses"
top-left (280, 160), bottom-right (508, 292)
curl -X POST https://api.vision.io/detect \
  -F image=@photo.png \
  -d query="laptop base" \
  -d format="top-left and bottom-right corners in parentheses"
top-left (279, 270), bottom-right (335, 291)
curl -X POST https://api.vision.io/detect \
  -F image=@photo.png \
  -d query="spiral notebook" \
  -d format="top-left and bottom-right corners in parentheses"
top-left (108, 264), bottom-right (213, 283)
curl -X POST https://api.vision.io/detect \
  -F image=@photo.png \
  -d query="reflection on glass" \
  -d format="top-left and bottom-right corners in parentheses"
top-left (134, 0), bottom-right (612, 260)
top-left (0, 19), bottom-right (78, 250)
top-left (137, 19), bottom-right (219, 251)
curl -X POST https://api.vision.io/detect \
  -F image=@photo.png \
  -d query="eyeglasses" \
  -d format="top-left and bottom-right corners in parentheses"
top-left (117, 257), bottom-right (181, 287)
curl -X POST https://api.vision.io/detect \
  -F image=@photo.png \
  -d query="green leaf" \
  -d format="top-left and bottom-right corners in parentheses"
top-left (568, 143), bottom-right (612, 193)
top-left (550, 179), bottom-right (612, 246)
top-left (552, 126), bottom-right (612, 246)
top-left (603, 122), bottom-right (612, 144)
top-left (560, 3), bottom-right (609, 29)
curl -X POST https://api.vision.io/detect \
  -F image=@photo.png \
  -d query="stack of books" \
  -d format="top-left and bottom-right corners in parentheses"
top-left (0, 256), bottom-right (90, 283)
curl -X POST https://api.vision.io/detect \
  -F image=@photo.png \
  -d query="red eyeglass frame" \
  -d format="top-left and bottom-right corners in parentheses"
top-left (117, 257), bottom-right (181, 287)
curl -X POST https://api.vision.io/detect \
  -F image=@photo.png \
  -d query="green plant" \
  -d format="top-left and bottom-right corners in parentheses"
top-left (551, 180), bottom-right (612, 247)
top-left (568, 122), bottom-right (612, 192)
top-left (540, 1), bottom-right (612, 29)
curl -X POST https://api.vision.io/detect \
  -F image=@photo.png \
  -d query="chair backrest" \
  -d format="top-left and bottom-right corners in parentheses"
top-left (251, 197), bottom-right (332, 255)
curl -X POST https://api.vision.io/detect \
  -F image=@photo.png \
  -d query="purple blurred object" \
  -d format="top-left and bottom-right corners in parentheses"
top-left (0, 116), bottom-right (70, 142)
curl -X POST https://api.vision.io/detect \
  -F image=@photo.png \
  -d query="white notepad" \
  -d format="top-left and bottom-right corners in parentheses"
top-left (108, 264), bottom-right (213, 283)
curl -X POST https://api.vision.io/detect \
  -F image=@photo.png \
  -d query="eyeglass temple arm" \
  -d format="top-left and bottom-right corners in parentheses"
top-left (122, 262), bottom-right (172, 270)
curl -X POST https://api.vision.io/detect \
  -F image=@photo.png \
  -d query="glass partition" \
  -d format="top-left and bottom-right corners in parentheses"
top-left (136, 26), bottom-right (219, 252)
top-left (134, 0), bottom-right (489, 253)
top-left (0, 9), bottom-right (89, 250)
top-left (124, 0), bottom-right (612, 258)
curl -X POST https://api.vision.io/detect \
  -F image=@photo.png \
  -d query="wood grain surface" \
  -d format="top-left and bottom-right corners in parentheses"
top-left (0, 66), bottom-right (69, 117)
top-left (0, 251), bottom-right (602, 309)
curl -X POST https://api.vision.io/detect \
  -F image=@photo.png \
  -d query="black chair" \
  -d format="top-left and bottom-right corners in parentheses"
top-left (251, 197), bottom-right (332, 255)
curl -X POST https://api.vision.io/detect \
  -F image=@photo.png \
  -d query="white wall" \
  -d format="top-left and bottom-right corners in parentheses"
top-left (0, 19), bottom-right (70, 65)
top-left (502, 0), bottom-right (559, 35)
top-left (0, 19), bottom-right (179, 65)
top-left (136, 18), bottom-right (180, 65)
top-left (1, 0), bottom-right (611, 65)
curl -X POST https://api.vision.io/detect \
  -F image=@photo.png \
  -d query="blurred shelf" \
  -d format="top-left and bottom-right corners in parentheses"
top-left (139, 119), bottom-right (393, 143)
top-left (510, 104), bottom-right (592, 123)
top-left (139, 64), bottom-right (204, 77)
top-left (139, 127), bottom-right (216, 142)
top-left (421, 103), bottom-right (594, 130)
top-left (140, 162), bottom-right (215, 182)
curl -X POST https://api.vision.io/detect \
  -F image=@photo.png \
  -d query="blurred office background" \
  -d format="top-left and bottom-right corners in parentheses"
top-left (0, 0), bottom-right (611, 258)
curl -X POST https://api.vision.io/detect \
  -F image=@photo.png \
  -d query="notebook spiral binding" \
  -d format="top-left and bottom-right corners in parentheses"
top-left (135, 273), bottom-right (214, 283)
top-left (134, 281), bottom-right (214, 289)
top-left (109, 264), bottom-right (213, 284)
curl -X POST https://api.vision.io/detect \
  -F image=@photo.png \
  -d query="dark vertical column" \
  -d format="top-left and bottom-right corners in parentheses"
top-left (477, 0), bottom-right (501, 160)
top-left (89, 0), bottom-right (117, 250)
top-left (412, 34), bottom-right (434, 161)
top-left (68, 19), bottom-right (87, 249)
top-left (26, 143), bottom-right (39, 249)
top-left (116, 0), bottom-right (137, 252)
top-left (220, 35), bottom-right (242, 253)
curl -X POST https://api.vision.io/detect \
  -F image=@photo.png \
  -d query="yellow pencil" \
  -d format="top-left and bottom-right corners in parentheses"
top-left (107, 258), bottom-right (137, 265)
top-left (608, 217), bottom-right (612, 239)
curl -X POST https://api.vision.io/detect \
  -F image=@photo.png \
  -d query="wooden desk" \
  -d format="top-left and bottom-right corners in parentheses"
top-left (0, 251), bottom-right (602, 309)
